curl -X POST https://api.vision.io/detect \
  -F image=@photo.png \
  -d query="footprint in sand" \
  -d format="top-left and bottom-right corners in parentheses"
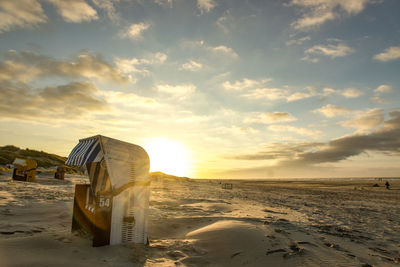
top-left (282, 243), bottom-right (305, 259)
top-left (167, 250), bottom-right (187, 260)
top-left (297, 241), bottom-right (317, 247)
top-left (266, 248), bottom-right (286, 255)
top-left (1, 229), bottom-right (42, 235)
top-left (1, 231), bottom-right (16, 235)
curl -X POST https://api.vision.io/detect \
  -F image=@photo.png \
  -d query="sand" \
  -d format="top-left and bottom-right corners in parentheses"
top-left (0, 171), bottom-right (399, 266)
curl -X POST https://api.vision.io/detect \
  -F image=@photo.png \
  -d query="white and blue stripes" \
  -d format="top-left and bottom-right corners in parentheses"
top-left (65, 137), bottom-right (102, 166)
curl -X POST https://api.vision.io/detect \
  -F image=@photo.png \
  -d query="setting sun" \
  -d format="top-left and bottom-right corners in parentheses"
top-left (143, 138), bottom-right (192, 177)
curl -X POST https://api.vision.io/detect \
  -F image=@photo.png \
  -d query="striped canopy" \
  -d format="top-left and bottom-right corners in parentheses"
top-left (65, 136), bottom-right (103, 166)
top-left (66, 135), bottom-right (150, 191)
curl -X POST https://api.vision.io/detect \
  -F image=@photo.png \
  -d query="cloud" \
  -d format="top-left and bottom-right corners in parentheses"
top-left (302, 39), bottom-right (354, 62)
top-left (234, 80), bottom-right (316, 102)
top-left (0, 0), bottom-right (123, 34)
top-left (314, 106), bottom-right (385, 132)
top-left (341, 108), bottom-right (384, 132)
top-left (268, 125), bottom-right (321, 137)
top-left (211, 125), bottom-right (259, 138)
top-left (320, 86), bottom-right (364, 99)
top-left (101, 91), bottom-right (160, 108)
top-left (114, 59), bottom-right (148, 77)
top-left (0, 0), bottom-right (47, 33)
top-left (216, 10), bottom-right (232, 33)
top-left (228, 151), bottom-right (293, 160)
top-left (313, 104), bottom-right (351, 118)
top-left (371, 84), bottom-right (393, 104)
top-left (222, 78), bottom-right (269, 91)
top-left (313, 106), bottom-right (385, 132)
top-left (292, 11), bottom-right (335, 31)
top-left (0, 81), bottom-right (108, 121)
top-left (322, 87), bottom-right (336, 96)
top-left (1, 50), bottom-right (129, 84)
top-left (209, 45), bottom-right (238, 59)
top-left (229, 142), bottom-right (323, 160)
top-left (234, 81), bottom-right (364, 103)
top-left (142, 52), bottom-right (168, 64)
top-left (154, 0), bottom-right (174, 8)
top-left (371, 96), bottom-right (390, 104)
top-left (374, 84), bottom-right (393, 94)
top-left (244, 112), bottom-right (297, 124)
top-left (91, 0), bottom-right (121, 24)
top-left (183, 40), bottom-right (238, 59)
top-left (241, 88), bottom-right (288, 101)
top-left (222, 78), bottom-right (368, 104)
top-left (216, 10), bottom-right (256, 34)
top-left (47, 0), bottom-right (98, 23)
top-left (221, 78), bottom-right (315, 102)
top-left (306, 42), bottom-right (353, 57)
top-left (296, 110), bottom-right (400, 165)
top-left (180, 60), bottom-right (203, 71)
top-left (286, 36), bottom-right (311, 46)
top-left (288, 0), bottom-right (376, 31)
top-left (373, 46), bottom-right (400, 62)
top-left (229, 110), bottom-right (400, 172)
top-left (156, 83), bottom-right (196, 98)
top-left (120, 22), bottom-right (151, 40)
top-left (287, 91), bottom-right (315, 102)
top-left (51, 53), bottom-right (128, 83)
top-left (340, 88), bottom-right (364, 98)
top-left (114, 52), bottom-right (167, 77)
top-left (173, 111), bottom-right (210, 124)
top-left (301, 55), bottom-right (320, 63)
top-left (197, 0), bottom-right (217, 14)
top-left (0, 58), bottom-right (42, 83)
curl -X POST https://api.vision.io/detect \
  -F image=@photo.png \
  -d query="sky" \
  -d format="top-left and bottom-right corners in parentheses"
top-left (0, 0), bottom-right (399, 179)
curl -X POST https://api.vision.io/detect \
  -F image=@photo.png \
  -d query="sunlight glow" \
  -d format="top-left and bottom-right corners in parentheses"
top-left (143, 138), bottom-right (192, 177)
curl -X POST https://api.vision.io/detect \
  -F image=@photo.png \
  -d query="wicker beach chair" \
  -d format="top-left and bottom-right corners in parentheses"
top-left (12, 158), bottom-right (37, 182)
top-left (66, 135), bottom-right (150, 247)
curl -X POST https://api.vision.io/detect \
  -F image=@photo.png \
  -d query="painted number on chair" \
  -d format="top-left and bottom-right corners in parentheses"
top-left (99, 197), bottom-right (110, 207)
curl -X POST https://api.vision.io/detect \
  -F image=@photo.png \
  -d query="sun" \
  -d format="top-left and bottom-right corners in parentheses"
top-left (143, 138), bottom-right (192, 177)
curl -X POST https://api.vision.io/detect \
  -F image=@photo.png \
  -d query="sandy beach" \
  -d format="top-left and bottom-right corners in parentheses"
top-left (0, 171), bottom-right (399, 266)
top-left (1, 1), bottom-right (400, 266)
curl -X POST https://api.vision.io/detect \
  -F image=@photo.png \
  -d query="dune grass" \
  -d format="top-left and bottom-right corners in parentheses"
top-left (0, 145), bottom-right (76, 173)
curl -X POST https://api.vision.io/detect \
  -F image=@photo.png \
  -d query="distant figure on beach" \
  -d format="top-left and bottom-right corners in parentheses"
top-left (385, 181), bottom-right (390, 190)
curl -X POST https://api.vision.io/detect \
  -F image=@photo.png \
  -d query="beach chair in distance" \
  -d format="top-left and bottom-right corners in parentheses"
top-left (12, 158), bottom-right (37, 182)
top-left (65, 135), bottom-right (151, 247)
top-left (222, 183), bottom-right (233, 189)
top-left (54, 166), bottom-right (66, 180)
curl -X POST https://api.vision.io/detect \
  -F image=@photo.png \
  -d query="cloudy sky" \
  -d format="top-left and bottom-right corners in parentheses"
top-left (0, 0), bottom-right (399, 178)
